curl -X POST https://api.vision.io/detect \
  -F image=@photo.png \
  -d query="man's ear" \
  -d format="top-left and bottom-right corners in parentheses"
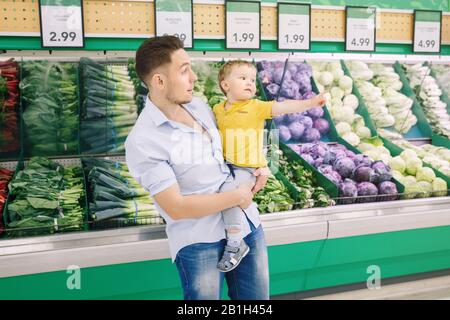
top-left (150, 73), bottom-right (165, 89)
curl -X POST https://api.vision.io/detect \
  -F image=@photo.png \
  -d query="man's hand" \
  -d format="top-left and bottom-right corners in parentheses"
top-left (237, 183), bottom-right (255, 209)
top-left (252, 167), bottom-right (270, 194)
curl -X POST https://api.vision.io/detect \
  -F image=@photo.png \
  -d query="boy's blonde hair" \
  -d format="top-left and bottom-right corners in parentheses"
top-left (218, 60), bottom-right (256, 95)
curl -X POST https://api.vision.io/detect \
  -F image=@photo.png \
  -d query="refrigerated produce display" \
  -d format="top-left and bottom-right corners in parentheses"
top-left (1, 0), bottom-right (450, 300)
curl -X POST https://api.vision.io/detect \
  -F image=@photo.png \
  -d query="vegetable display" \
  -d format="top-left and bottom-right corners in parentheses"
top-left (271, 145), bottom-right (335, 208)
top-left (254, 174), bottom-right (295, 213)
top-left (0, 167), bottom-right (14, 232)
top-left (80, 58), bottom-right (138, 154)
top-left (346, 61), bottom-right (417, 134)
top-left (83, 157), bottom-right (163, 225)
top-left (358, 134), bottom-right (448, 198)
top-left (403, 63), bottom-right (450, 138)
top-left (258, 60), bottom-right (330, 143)
top-left (289, 141), bottom-right (399, 203)
top-left (0, 59), bottom-right (20, 156)
top-left (20, 60), bottom-right (79, 156)
top-left (6, 157), bottom-right (85, 237)
top-left (310, 61), bottom-right (372, 147)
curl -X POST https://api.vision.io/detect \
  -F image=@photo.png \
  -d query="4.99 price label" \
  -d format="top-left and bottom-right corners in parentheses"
top-left (278, 3), bottom-right (310, 51)
top-left (39, 0), bottom-right (84, 48)
top-left (413, 10), bottom-right (442, 53)
top-left (226, 1), bottom-right (261, 50)
top-left (345, 6), bottom-right (376, 52)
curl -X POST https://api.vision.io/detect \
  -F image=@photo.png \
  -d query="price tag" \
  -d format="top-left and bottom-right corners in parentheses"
top-left (278, 3), bottom-right (310, 51)
top-left (226, 0), bottom-right (261, 50)
top-left (345, 6), bottom-right (376, 52)
top-left (413, 10), bottom-right (442, 53)
top-left (39, 0), bottom-right (84, 48)
top-left (155, 0), bottom-right (193, 49)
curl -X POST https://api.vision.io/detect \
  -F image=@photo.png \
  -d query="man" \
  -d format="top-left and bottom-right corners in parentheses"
top-left (125, 36), bottom-right (270, 300)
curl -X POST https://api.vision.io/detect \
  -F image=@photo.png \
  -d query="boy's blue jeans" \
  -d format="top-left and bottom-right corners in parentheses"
top-left (174, 220), bottom-right (269, 300)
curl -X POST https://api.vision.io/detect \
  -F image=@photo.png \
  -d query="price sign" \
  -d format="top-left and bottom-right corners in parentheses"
top-left (278, 3), bottom-right (310, 50)
top-left (226, 0), bottom-right (261, 50)
top-left (155, 0), bottom-right (193, 49)
top-left (345, 6), bottom-right (376, 52)
top-left (413, 10), bottom-right (442, 53)
top-left (38, 0), bottom-right (84, 48)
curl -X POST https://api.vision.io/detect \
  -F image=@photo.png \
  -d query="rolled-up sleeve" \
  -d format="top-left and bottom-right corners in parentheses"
top-left (125, 139), bottom-right (177, 196)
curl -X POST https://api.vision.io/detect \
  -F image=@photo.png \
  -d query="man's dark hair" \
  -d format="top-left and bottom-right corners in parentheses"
top-left (135, 36), bottom-right (184, 84)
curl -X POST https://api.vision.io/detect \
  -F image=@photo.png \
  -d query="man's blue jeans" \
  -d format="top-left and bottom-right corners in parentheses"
top-left (174, 220), bottom-right (269, 300)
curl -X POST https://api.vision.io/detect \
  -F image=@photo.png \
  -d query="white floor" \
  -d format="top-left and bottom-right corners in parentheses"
top-left (305, 274), bottom-right (450, 300)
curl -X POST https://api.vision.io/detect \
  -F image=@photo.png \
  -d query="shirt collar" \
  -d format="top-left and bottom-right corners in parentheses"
top-left (144, 96), bottom-right (169, 127)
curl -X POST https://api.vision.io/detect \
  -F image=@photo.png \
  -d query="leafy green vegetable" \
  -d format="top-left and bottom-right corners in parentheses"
top-left (20, 61), bottom-right (79, 156)
top-left (82, 157), bottom-right (164, 226)
top-left (6, 157), bottom-right (85, 237)
top-left (80, 58), bottom-right (138, 154)
top-left (254, 175), bottom-right (295, 213)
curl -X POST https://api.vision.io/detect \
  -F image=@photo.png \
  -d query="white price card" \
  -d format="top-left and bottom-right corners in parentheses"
top-left (278, 3), bottom-right (310, 50)
top-left (345, 6), bottom-right (376, 52)
top-left (413, 10), bottom-right (442, 53)
top-left (39, 0), bottom-right (84, 48)
top-left (155, 0), bottom-right (193, 49)
top-left (226, 1), bottom-right (261, 50)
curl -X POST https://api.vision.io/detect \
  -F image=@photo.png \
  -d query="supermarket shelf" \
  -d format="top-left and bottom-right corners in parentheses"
top-left (1, 197), bottom-right (450, 278)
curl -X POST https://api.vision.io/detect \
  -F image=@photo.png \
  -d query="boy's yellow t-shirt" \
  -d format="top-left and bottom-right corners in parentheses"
top-left (213, 99), bottom-right (274, 168)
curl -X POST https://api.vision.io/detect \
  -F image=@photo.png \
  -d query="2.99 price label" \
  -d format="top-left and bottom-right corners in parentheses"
top-left (226, 1), bottom-right (260, 50)
top-left (155, 0), bottom-right (193, 48)
top-left (39, 0), bottom-right (84, 48)
top-left (413, 10), bottom-right (442, 53)
top-left (345, 6), bottom-right (376, 52)
top-left (278, 3), bottom-right (310, 50)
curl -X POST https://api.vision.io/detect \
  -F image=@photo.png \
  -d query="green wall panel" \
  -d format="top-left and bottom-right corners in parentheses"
top-left (1, 226), bottom-right (450, 299)
top-left (2, 37), bottom-right (450, 55)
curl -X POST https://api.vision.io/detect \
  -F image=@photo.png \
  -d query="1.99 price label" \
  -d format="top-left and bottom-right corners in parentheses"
top-left (226, 1), bottom-right (260, 49)
top-left (278, 3), bottom-right (310, 50)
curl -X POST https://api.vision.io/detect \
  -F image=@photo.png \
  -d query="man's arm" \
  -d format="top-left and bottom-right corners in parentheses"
top-left (154, 183), bottom-right (253, 220)
top-left (271, 93), bottom-right (327, 117)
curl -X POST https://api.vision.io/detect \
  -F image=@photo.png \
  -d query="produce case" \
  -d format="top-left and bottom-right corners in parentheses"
top-left (2, 0), bottom-right (450, 299)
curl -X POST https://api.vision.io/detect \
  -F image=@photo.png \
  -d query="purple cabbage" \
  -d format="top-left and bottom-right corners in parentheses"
top-left (289, 144), bottom-right (301, 154)
top-left (301, 153), bottom-right (315, 165)
top-left (273, 115), bottom-right (286, 126)
top-left (339, 179), bottom-right (358, 204)
top-left (318, 164), bottom-right (334, 174)
top-left (378, 181), bottom-right (398, 201)
top-left (357, 182), bottom-right (379, 203)
top-left (274, 68), bottom-right (291, 84)
top-left (333, 157), bottom-right (356, 179)
top-left (307, 107), bottom-right (325, 119)
top-left (300, 116), bottom-right (313, 129)
top-left (299, 143), bottom-right (314, 154)
top-left (278, 125), bottom-right (291, 142)
top-left (280, 80), bottom-right (300, 99)
top-left (265, 83), bottom-right (280, 99)
top-left (345, 150), bottom-right (356, 159)
top-left (288, 122), bottom-right (305, 140)
top-left (372, 161), bottom-right (393, 183)
top-left (352, 165), bottom-right (377, 183)
top-left (257, 60), bottom-right (272, 71)
top-left (285, 113), bottom-right (304, 124)
top-left (310, 143), bottom-right (328, 158)
top-left (325, 171), bottom-right (343, 186)
top-left (353, 154), bottom-right (373, 167)
top-left (313, 118), bottom-right (330, 134)
top-left (314, 157), bottom-right (324, 167)
top-left (302, 92), bottom-right (315, 100)
top-left (302, 128), bottom-right (321, 142)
